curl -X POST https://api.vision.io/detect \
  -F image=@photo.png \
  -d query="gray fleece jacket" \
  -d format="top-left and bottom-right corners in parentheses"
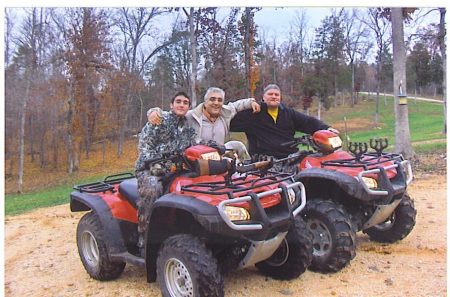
top-left (148, 98), bottom-right (255, 144)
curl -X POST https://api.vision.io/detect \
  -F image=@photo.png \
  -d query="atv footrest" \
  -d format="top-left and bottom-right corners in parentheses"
top-left (110, 252), bottom-right (145, 268)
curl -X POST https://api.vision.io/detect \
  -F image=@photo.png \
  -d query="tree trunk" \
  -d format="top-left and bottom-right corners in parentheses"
top-left (18, 76), bottom-right (32, 193)
top-left (244, 8), bottom-right (251, 97)
top-left (39, 131), bottom-right (45, 168)
top-left (52, 130), bottom-right (58, 168)
top-left (439, 8), bottom-right (446, 134)
top-left (139, 93), bottom-right (144, 129)
top-left (188, 8), bottom-right (197, 107)
top-left (392, 7), bottom-right (414, 159)
top-left (351, 61), bottom-right (355, 107)
top-left (67, 82), bottom-right (77, 174)
top-left (28, 114), bottom-right (35, 162)
top-left (375, 62), bottom-right (381, 126)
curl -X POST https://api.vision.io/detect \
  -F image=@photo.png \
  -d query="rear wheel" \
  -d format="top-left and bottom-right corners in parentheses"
top-left (157, 234), bottom-right (224, 297)
top-left (255, 217), bottom-right (313, 280)
top-left (304, 199), bottom-right (356, 273)
top-left (77, 212), bottom-right (126, 280)
top-left (364, 194), bottom-right (417, 243)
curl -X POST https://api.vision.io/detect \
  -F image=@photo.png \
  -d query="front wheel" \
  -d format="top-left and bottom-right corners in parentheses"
top-left (157, 234), bottom-right (224, 297)
top-left (364, 194), bottom-right (417, 243)
top-left (76, 212), bottom-right (126, 280)
top-left (255, 217), bottom-right (313, 280)
top-left (304, 199), bottom-right (356, 273)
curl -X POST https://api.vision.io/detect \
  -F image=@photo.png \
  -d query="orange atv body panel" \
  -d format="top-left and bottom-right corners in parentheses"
top-left (170, 174), bottom-right (282, 209)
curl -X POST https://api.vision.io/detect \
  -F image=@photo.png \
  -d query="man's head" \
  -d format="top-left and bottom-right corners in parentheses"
top-left (170, 91), bottom-right (191, 116)
top-left (263, 84), bottom-right (281, 108)
top-left (203, 87), bottom-right (225, 117)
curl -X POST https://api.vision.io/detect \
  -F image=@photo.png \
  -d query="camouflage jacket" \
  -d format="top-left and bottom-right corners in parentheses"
top-left (135, 111), bottom-right (196, 172)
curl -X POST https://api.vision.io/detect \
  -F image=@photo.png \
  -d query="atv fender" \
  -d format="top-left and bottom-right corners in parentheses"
top-left (70, 191), bottom-right (128, 255)
top-left (295, 168), bottom-right (371, 201)
top-left (149, 193), bottom-right (219, 233)
top-left (152, 193), bottom-right (219, 216)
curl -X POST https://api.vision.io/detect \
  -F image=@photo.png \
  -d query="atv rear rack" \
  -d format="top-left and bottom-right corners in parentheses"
top-left (320, 152), bottom-right (404, 170)
top-left (181, 172), bottom-right (294, 200)
top-left (74, 172), bottom-right (135, 193)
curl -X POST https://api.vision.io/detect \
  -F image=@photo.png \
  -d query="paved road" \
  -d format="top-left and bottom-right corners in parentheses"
top-left (360, 92), bottom-right (444, 104)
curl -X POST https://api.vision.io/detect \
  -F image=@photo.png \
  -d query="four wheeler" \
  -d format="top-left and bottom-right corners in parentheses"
top-left (70, 144), bottom-right (313, 297)
top-left (267, 130), bottom-right (416, 273)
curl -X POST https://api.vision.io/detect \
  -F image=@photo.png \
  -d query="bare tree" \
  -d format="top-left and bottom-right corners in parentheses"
top-left (392, 7), bottom-right (414, 158)
top-left (361, 8), bottom-right (391, 125)
top-left (183, 8), bottom-right (198, 106)
top-left (342, 9), bottom-right (371, 107)
top-left (16, 8), bottom-right (40, 192)
top-left (438, 8), bottom-right (446, 134)
top-left (5, 9), bottom-right (15, 67)
top-left (114, 8), bottom-right (171, 155)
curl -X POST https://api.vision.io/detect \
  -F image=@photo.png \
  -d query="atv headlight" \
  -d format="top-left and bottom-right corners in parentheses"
top-left (362, 177), bottom-right (378, 189)
top-left (328, 136), bottom-right (342, 148)
top-left (224, 206), bottom-right (250, 221)
top-left (287, 188), bottom-right (296, 204)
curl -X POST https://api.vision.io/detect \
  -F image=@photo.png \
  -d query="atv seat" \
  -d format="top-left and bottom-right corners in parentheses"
top-left (118, 178), bottom-right (139, 209)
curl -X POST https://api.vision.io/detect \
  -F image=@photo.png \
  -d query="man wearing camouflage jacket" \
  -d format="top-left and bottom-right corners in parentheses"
top-left (135, 91), bottom-right (196, 252)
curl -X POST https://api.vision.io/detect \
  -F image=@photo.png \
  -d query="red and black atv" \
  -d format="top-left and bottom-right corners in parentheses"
top-left (264, 130), bottom-right (416, 273)
top-left (70, 144), bottom-right (313, 297)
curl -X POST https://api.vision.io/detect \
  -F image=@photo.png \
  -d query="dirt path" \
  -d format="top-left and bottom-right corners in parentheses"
top-left (5, 174), bottom-right (446, 297)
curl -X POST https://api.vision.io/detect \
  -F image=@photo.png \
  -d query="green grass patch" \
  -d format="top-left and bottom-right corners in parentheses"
top-left (322, 96), bottom-right (445, 145)
top-left (4, 173), bottom-right (132, 216)
top-left (412, 141), bottom-right (447, 154)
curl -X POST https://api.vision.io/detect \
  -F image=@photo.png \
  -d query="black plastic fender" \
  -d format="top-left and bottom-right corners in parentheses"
top-left (70, 191), bottom-right (128, 255)
top-left (294, 168), bottom-right (371, 202)
top-left (151, 193), bottom-right (219, 216)
top-left (149, 193), bottom-right (221, 234)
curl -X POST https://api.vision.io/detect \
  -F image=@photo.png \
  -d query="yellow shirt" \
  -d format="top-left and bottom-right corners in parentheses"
top-left (267, 107), bottom-right (279, 123)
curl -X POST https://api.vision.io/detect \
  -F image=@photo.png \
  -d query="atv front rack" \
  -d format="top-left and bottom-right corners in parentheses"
top-left (321, 152), bottom-right (413, 196)
top-left (357, 160), bottom-right (413, 195)
top-left (180, 172), bottom-right (293, 200)
top-left (320, 152), bottom-right (404, 170)
top-left (74, 172), bottom-right (135, 193)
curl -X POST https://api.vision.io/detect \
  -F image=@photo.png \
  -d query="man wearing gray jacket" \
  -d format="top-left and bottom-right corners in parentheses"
top-left (147, 87), bottom-right (260, 146)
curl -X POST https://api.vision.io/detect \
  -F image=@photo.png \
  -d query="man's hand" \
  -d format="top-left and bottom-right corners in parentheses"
top-left (148, 110), bottom-right (162, 125)
top-left (328, 127), bottom-right (340, 135)
top-left (251, 101), bottom-right (261, 113)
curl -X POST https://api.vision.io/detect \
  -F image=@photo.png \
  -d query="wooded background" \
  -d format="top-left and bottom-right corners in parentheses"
top-left (4, 7), bottom-right (446, 193)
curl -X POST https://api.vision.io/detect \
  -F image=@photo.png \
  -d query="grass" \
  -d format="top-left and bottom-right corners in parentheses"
top-left (320, 95), bottom-right (446, 144)
top-left (4, 173), bottom-right (132, 216)
top-left (5, 94), bottom-right (446, 216)
top-left (412, 141), bottom-right (447, 154)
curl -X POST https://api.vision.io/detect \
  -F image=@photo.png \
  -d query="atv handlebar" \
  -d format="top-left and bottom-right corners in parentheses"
top-left (280, 135), bottom-right (314, 149)
top-left (235, 160), bottom-right (272, 174)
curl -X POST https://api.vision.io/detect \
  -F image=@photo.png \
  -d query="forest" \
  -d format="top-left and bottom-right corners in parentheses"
top-left (4, 7), bottom-right (446, 193)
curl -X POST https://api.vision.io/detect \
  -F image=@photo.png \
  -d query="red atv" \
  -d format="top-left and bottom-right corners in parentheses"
top-left (70, 144), bottom-right (313, 297)
top-left (270, 130), bottom-right (416, 273)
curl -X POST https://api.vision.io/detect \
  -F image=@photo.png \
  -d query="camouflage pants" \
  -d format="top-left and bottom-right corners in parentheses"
top-left (136, 171), bottom-right (163, 250)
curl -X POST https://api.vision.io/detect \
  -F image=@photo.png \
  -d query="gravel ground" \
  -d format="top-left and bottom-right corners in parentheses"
top-left (4, 174), bottom-right (446, 297)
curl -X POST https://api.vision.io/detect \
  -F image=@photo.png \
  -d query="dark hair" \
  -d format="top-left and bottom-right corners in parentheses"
top-left (171, 91), bottom-right (191, 105)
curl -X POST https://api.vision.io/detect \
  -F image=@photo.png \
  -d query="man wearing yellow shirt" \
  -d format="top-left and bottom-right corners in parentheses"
top-left (230, 84), bottom-right (338, 159)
